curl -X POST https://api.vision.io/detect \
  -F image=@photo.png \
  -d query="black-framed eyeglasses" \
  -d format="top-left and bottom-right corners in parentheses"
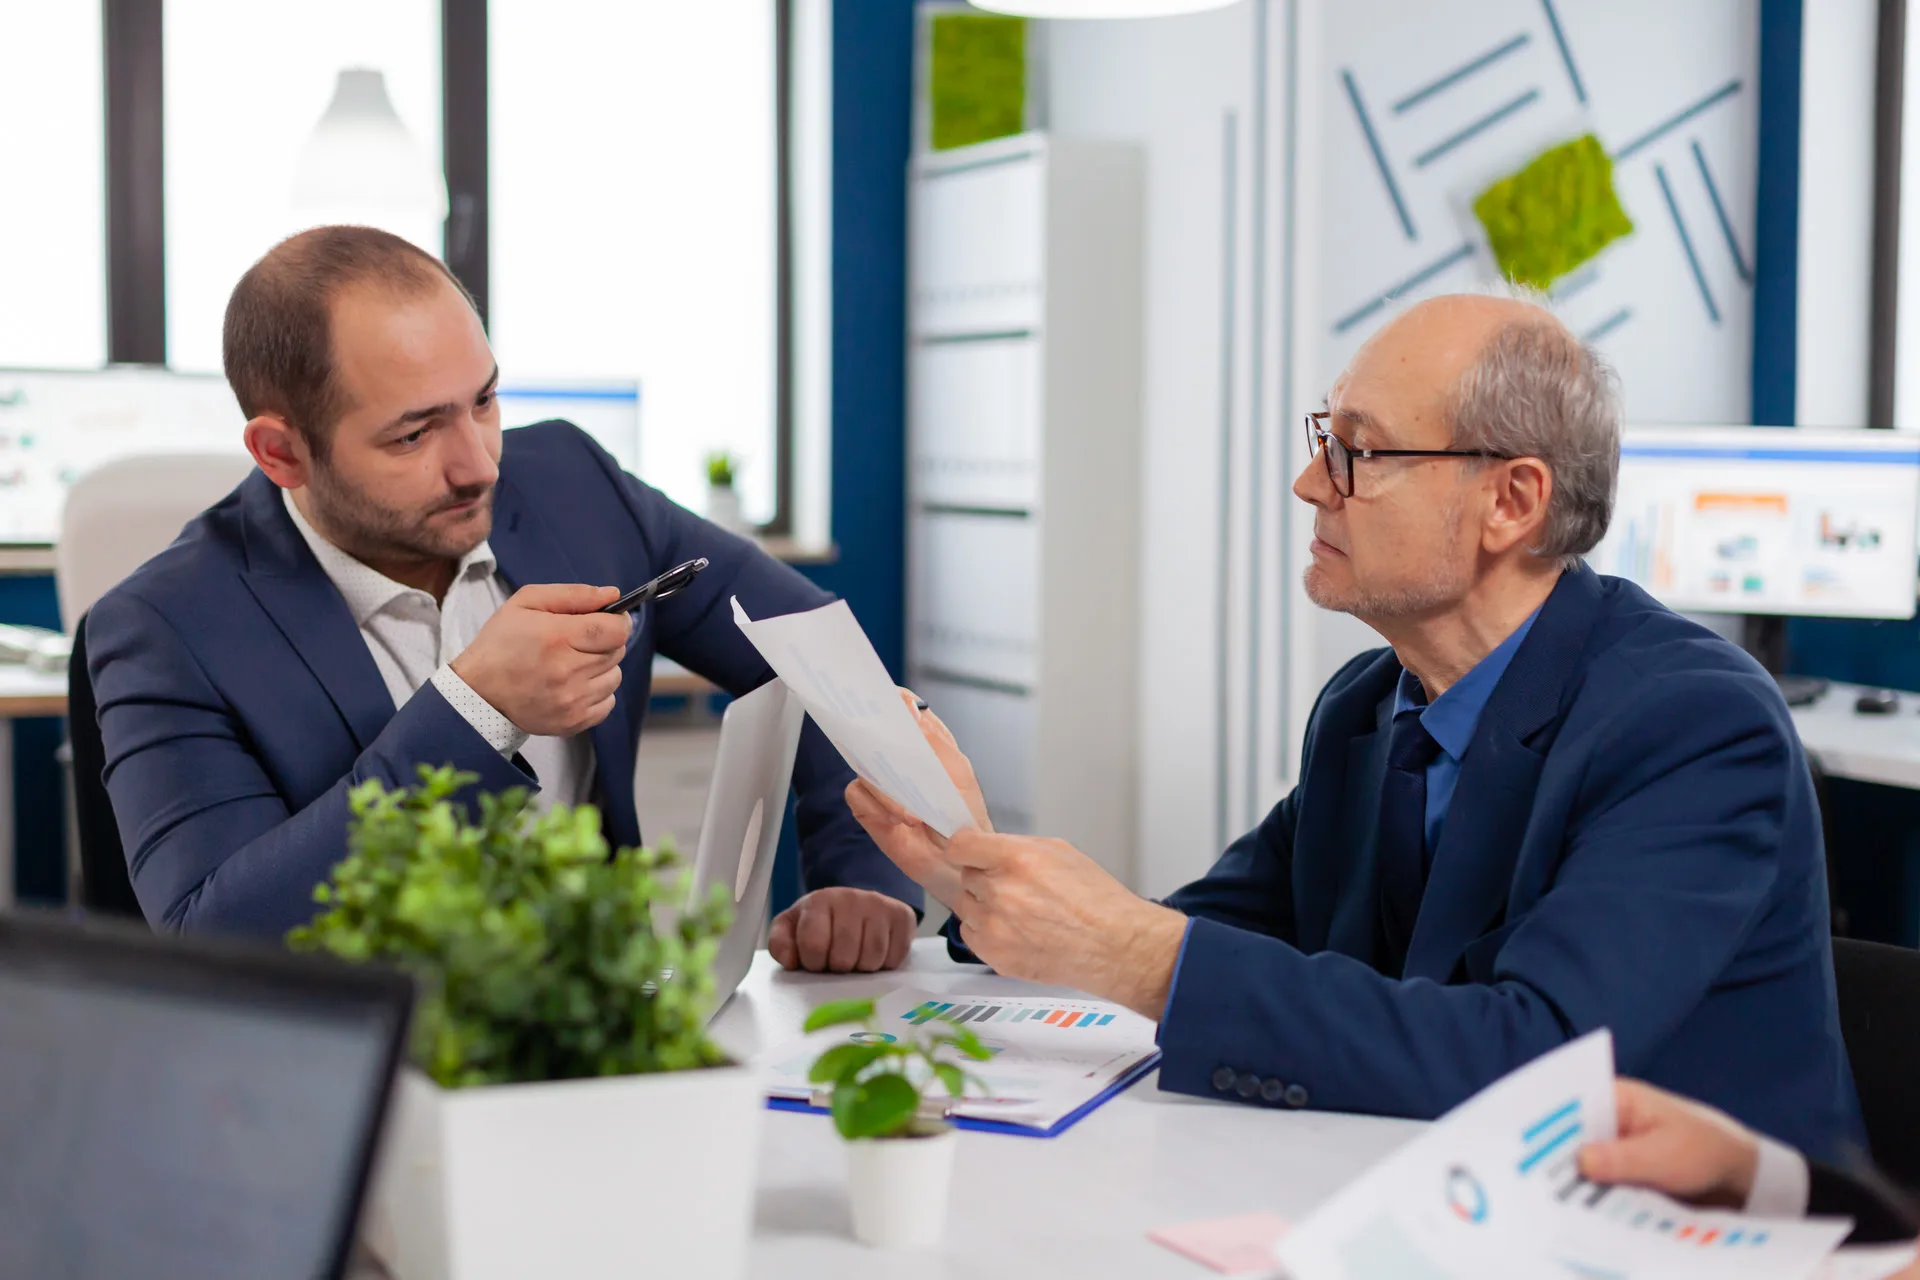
top-left (1304, 412), bottom-right (1513, 499)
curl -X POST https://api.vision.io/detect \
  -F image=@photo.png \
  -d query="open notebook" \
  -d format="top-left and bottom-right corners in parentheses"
top-left (755, 986), bottom-right (1161, 1139)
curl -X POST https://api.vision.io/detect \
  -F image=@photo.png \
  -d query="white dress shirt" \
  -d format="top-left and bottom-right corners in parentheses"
top-left (1746, 1133), bottom-right (1813, 1218)
top-left (283, 490), bottom-right (596, 809)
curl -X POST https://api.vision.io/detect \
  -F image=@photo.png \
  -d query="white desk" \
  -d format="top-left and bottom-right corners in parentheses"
top-left (0, 662), bottom-right (68, 909)
top-left (1791, 681), bottom-right (1920, 791)
top-left (353, 939), bottom-right (1421, 1278)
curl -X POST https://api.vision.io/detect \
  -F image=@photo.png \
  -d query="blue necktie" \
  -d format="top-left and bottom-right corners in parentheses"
top-left (1377, 706), bottom-right (1442, 976)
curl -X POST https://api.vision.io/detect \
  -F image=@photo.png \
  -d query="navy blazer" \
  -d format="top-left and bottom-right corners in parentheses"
top-left (87, 421), bottom-right (920, 937)
top-left (1159, 565), bottom-right (1865, 1162)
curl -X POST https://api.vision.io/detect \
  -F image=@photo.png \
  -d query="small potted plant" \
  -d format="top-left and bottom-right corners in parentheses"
top-left (290, 765), bottom-right (757, 1280)
top-left (705, 449), bottom-right (747, 533)
top-left (803, 997), bottom-right (993, 1249)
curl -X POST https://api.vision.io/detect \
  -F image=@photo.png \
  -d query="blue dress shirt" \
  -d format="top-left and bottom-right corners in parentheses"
top-left (1390, 608), bottom-right (1541, 857)
top-left (1156, 609), bottom-right (1546, 1004)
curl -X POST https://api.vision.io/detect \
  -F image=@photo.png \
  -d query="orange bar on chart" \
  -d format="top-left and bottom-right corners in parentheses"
top-left (1694, 492), bottom-right (1788, 514)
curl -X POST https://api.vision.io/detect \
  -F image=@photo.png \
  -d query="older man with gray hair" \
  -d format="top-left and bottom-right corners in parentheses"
top-left (851, 293), bottom-right (1866, 1162)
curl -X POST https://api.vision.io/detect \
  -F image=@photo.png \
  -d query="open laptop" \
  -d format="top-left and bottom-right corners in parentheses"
top-left (683, 676), bottom-right (806, 1018)
top-left (0, 911), bottom-right (413, 1280)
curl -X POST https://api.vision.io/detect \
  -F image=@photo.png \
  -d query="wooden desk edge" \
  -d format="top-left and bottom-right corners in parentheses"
top-left (0, 695), bottom-right (68, 718)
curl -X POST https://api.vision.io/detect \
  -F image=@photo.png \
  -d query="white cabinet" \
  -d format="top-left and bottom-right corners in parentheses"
top-left (906, 133), bottom-right (1144, 885)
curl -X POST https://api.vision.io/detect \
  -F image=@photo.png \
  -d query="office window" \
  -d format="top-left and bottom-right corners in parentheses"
top-left (162, 0), bottom-right (443, 373)
top-left (0, 5), bottom-right (106, 368)
top-left (489, 1), bottom-right (779, 523)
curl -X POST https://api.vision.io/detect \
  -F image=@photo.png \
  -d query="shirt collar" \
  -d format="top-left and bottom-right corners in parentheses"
top-left (1391, 607), bottom-right (1543, 763)
top-left (281, 487), bottom-right (497, 625)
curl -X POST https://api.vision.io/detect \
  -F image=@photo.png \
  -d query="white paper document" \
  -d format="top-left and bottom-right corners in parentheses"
top-left (1276, 1031), bottom-right (1855, 1280)
top-left (755, 986), bottom-right (1160, 1134)
top-left (730, 597), bottom-right (977, 836)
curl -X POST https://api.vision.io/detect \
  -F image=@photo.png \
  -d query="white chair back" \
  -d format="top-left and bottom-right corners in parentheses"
top-left (56, 453), bottom-right (258, 627)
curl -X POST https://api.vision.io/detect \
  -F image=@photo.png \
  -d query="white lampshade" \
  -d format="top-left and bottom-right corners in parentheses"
top-left (970, 0), bottom-right (1238, 16)
top-left (292, 68), bottom-right (447, 250)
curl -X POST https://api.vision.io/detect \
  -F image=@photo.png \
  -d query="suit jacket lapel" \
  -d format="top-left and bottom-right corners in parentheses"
top-left (490, 478), bottom-right (641, 849)
top-left (237, 473), bottom-right (395, 750)
top-left (1319, 695), bottom-right (1396, 964)
top-left (1402, 564), bottom-right (1609, 981)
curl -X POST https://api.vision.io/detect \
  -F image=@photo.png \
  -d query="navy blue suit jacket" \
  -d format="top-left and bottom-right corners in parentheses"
top-left (87, 421), bottom-right (920, 937)
top-left (1158, 565), bottom-right (1864, 1161)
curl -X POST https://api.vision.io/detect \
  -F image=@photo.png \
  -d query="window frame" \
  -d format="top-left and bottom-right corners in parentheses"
top-left (100, 0), bottom-right (800, 536)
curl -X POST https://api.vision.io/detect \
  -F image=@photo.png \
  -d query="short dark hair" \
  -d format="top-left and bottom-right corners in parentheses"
top-left (222, 226), bottom-right (477, 456)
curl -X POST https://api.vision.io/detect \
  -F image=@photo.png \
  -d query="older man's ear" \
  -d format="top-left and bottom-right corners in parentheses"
top-left (1479, 456), bottom-right (1554, 556)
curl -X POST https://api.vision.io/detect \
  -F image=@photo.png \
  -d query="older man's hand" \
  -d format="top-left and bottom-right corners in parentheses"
top-left (769, 888), bottom-right (917, 973)
top-left (945, 829), bottom-right (1189, 1020)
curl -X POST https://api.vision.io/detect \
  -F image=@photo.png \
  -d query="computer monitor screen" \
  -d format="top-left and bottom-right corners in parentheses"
top-left (1588, 425), bottom-right (1920, 620)
top-left (0, 918), bottom-right (410, 1280)
top-left (0, 366), bottom-right (245, 545)
top-left (497, 380), bottom-right (641, 472)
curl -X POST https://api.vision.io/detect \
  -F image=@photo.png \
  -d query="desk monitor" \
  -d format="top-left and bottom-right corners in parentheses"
top-left (0, 912), bottom-right (413, 1280)
top-left (1587, 425), bottom-right (1920, 620)
top-left (497, 380), bottom-right (641, 473)
top-left (0, 366), bottom-right (245, 545)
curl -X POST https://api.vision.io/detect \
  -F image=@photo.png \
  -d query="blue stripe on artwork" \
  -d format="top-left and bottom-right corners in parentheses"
top-left (1340, 68), bottom-right (1416, 241)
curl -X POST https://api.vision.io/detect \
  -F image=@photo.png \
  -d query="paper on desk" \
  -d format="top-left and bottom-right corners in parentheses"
top-left (731, 597), bottom-right (976, 836)
top-left (1818, 1243), bottom-right (1920, 1280)
top-left (755, 986), bottom-right (1160, 1133)
top-left (1276, 1030), bottom-right (1854, 1280)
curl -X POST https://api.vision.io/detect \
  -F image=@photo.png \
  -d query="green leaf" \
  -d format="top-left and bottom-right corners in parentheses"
top-left (832, 1072), bottom-right (921, 1140)
top-left (808, 1041), bottom-right (888, 1085)
top-left (932, 1062), bottom-right (966, 1100)
top-left (803, 998), bottom-right (876, 1033)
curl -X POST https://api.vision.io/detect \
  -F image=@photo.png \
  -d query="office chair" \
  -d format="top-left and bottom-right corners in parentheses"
top-left (66, 614), bottom-right (142, 920)
top-left (54, 452), bottom-right (253, 919)
top-left (1832, 937), bottom-right (1920, 1188)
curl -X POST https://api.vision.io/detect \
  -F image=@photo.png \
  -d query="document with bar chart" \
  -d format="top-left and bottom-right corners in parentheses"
top-left (1276, 1030), bottom-right (1852, 1280)
top-left (755, 987), bottom-right (1160, 1137)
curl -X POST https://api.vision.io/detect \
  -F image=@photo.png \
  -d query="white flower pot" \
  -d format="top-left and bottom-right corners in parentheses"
top-left (706, 484), bottom-right (746, 534)
top-left (844, 1126), bottom-right (959, 1250)
top-left (362, 1064), bottom-right (762, 1280)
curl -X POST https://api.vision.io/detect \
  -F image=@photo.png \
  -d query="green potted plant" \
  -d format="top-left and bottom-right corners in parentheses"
top-left (289, 765), bottom-right (756, 1280)
top-left (803, 996), bottom-right (993, 1248)
top-left (704, 449), bottom-right (747, 533)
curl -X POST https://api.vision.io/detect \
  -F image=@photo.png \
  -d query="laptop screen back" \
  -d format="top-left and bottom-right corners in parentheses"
top-left (0, 919), bottom-right (410, 1280)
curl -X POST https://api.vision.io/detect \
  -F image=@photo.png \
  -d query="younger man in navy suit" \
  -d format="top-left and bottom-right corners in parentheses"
top-left (850, 293), bottom-right (1865, 1161)
top-left (89, 226), bottom-right (918, 971)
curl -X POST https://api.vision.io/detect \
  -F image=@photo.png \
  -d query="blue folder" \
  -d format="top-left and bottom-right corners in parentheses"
top-left (764, 1050), bottom-right (1162, 1139)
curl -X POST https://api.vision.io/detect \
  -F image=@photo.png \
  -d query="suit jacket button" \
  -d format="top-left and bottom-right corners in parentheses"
top-left (1234, 1072), bottom-right (1261, 1099)
top-left (1284, 1084), bottom-right (1309, 1108)
top-left (1211, 1067), bottom-right (1236, 1093)
top-left (1259, 1078), bottom-right (1286, 1103)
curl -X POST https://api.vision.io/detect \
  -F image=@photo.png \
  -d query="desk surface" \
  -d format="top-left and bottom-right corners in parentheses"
top-left (1791, 681), bottom-right (1920, 790)
top-left (0, 663), bottom-right (66, 719)
top-left (355, 939), bottom-right (1420, 1277)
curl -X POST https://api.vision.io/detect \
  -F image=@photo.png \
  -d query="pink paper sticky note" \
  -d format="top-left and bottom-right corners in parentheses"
top-left (1148, 1212), bottom-right (1291, 1276)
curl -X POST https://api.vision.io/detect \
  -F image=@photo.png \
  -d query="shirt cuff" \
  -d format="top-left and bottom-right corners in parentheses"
top-left (429, 665), bottom-right (530, 759)
top-left (1745, 1135), bottom-right (1811, 1218)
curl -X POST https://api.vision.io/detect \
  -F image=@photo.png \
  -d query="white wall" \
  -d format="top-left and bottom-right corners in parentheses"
top-left (1801, 0), bottom-right (1878, 429)
top-left (1047, 4), bottom-right (1272, 896)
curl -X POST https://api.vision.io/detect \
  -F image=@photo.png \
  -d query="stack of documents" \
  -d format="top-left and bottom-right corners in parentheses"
top-left (755, 987), bottom-right (1161, 1138)
top-left (1277, 1030), bottom-right (1859, 1280)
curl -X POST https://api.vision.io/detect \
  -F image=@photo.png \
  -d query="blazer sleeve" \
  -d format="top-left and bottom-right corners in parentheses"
top-left (1155, 666), bottom-right (1801, 1121)
top-left (575, 434), bottom-right (922, 910)
top-left (1809, 1160), bottom-right (1920, 1244)
top-left (88, 590), bottom-right (536, 940)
